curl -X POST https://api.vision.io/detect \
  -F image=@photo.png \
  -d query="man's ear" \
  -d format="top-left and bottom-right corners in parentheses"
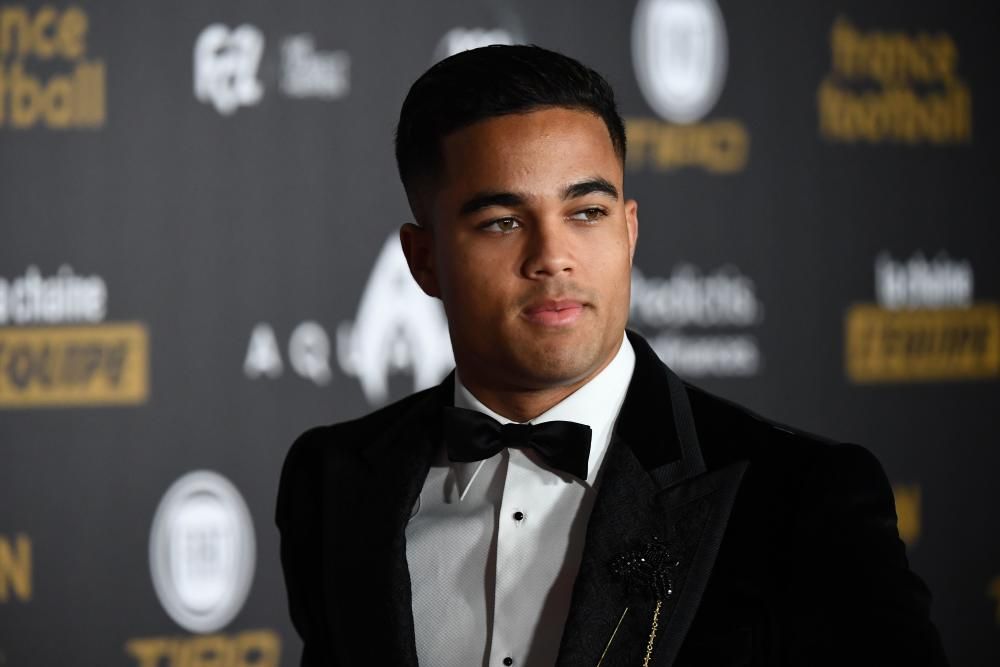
top-left (625, 199), bottom-right (639, 263)
top-left (399, 222), bottom-right (441, 298)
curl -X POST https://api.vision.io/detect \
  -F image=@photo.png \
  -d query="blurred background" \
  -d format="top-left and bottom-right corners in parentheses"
top-left (1, 0), bottom-right (998, 664)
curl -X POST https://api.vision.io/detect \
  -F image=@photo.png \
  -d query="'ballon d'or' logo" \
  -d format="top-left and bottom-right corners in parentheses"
top-left (149, 471), bottom-right (256, 634)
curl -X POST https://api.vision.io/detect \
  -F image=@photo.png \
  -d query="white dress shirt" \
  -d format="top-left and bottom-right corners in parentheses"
top-left (405, 334), bottom-right (636, 667)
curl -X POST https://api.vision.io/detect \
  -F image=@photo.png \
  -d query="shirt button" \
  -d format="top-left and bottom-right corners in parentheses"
top-left (512, 511), bottom-right (524, 522)
top-left (503, 658), bottom-right (513, 666)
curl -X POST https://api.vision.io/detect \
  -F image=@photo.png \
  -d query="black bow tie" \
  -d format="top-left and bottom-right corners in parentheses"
top-left (442, 406), bottom-right (592, 481)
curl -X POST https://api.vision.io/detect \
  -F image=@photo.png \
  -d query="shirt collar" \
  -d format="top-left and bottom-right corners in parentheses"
top-left (451, 333), bottom-right (636, 499)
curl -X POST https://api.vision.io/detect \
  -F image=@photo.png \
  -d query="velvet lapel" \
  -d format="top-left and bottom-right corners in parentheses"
top-left (325, 374), bottom-right (454, 666)
top-left (556, 332), bottom-right (748, 667)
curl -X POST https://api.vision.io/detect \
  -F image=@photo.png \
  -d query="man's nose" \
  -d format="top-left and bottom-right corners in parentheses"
top-left (521, 219), bottom-right (575, 278)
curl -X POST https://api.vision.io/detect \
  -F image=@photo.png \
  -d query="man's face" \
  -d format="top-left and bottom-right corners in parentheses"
top-left (401, 107), bottom-right (638, 395)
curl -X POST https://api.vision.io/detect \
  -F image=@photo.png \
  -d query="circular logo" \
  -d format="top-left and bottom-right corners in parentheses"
top-left (149, 470), bottom-right (256, 633)
top-left (631, 0), bottom-right (728, 123)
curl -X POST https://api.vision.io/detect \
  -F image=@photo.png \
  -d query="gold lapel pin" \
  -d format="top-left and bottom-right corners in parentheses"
top-left (607, 537), bottom-right (679, 666)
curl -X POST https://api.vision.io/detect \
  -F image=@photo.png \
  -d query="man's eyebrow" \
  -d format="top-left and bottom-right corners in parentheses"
top-left (562, 177), bottom-right (619, 201)
top-left (458, 191), bottom-right (526, 216)
top-left (457, 178), bottom-right (619, 216)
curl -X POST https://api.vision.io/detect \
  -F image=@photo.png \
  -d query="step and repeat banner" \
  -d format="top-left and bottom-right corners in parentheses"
top-left (1, 0), bottom-right (997, 664)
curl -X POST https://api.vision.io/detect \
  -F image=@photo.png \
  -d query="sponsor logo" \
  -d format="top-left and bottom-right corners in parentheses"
top-left (632, 0), bottom-right (727, 123)
top-left (845, 252), bottom-right (999, 383)
top-left (244, 320), bottom-right (333, 386)
top-left (989, 576), bottom-right (1000, 626)
top-left (875, 251), bottom-right (972, 309)
top-left (149, 471), bottom-right (255, 634)
top-left (0, 265), bottom-right (148, 408)
top-left (0, 323), bottom-right (148, 407)
top-left (818, 17), bottom-right (971, 144)
top-left (337, 235), bottom-right (453, 405)
top-left (0, 5), bottom-right (105, 129)
top-left (0, 533), bottom-right (31, 603)
top-left (891, 483), bottom-right (921, 547)
top-left (125, 629), bottom-right (281, 667)
top-left (280, 35), bottom-right (350, 100)
top-left (431, 1), bottom-right (525, 63)
top-left (433, 27), bottom-right (518, 61)
top-left (244, 235), bottom-right (454, 406)
top-left (194, 24), bottom-right (350, 116)
top-left (243, 323), bottom-right (284, 380)
top-left (194, 24), bottom-right (264, 115)
top-left (629, 263), bottom-right (763, 377)
top-left (0, 264), bottom-right (106, 324)
top-left (846, 305), bottom-right (999, 382)
top-left (628, 0), bottom-right (748, 173)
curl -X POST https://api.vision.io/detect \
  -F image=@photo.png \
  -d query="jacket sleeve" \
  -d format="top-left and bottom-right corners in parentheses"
top-left (275, 428), bottom-right (338, 666)
top-left (783, 443), bottom-right (949, 665)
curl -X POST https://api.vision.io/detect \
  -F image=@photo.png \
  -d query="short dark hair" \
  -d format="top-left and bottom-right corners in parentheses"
top-left (394, 44), bottom-right (627, 220)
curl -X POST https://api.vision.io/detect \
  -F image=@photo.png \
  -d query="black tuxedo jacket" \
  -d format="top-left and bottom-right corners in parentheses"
top-left (276, 331), bottom-right (947, 666)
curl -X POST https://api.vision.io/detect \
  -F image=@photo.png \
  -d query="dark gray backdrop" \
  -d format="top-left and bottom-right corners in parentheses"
top-left (1, 0), bottom-right (998, 664)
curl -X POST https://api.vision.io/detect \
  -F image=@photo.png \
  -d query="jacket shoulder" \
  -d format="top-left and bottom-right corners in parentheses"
top-left (681, 386), bottom-right (944, 662)
top-left (285, 382), bottom-right (442, 459)
top-left (275, 382), bottom-right (442, 525)
top-left (684, 381), bottom-right (878, 475)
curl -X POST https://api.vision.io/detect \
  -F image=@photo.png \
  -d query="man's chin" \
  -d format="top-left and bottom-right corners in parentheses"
top-left (506, 338), bottom-right (608, 389)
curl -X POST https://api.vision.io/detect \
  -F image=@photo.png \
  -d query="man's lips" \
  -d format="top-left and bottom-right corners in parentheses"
top-left (521, 299), bottom-right (586, 326)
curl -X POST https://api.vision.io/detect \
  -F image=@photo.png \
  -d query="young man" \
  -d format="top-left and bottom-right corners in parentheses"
top-left (276, 45), bottom-right (947, 666)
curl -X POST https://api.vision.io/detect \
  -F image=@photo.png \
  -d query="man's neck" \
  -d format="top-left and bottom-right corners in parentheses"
top-left (456, 343), bottom-right (623, 423)
top-left (457, 383), bottom-right (583, 423)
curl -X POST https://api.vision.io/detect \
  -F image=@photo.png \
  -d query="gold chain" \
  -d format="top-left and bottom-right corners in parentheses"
top-left (641, 599), bottom-right (663, 667)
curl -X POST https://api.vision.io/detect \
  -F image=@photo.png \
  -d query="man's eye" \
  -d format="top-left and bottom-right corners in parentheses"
top-left (569, 207), bottom-right (607, 223)
top-left (482, 218), bottom-right (521, 233)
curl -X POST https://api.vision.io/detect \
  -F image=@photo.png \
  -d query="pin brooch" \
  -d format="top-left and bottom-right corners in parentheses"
top-left (599, 537), bottom-right (679, 667)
